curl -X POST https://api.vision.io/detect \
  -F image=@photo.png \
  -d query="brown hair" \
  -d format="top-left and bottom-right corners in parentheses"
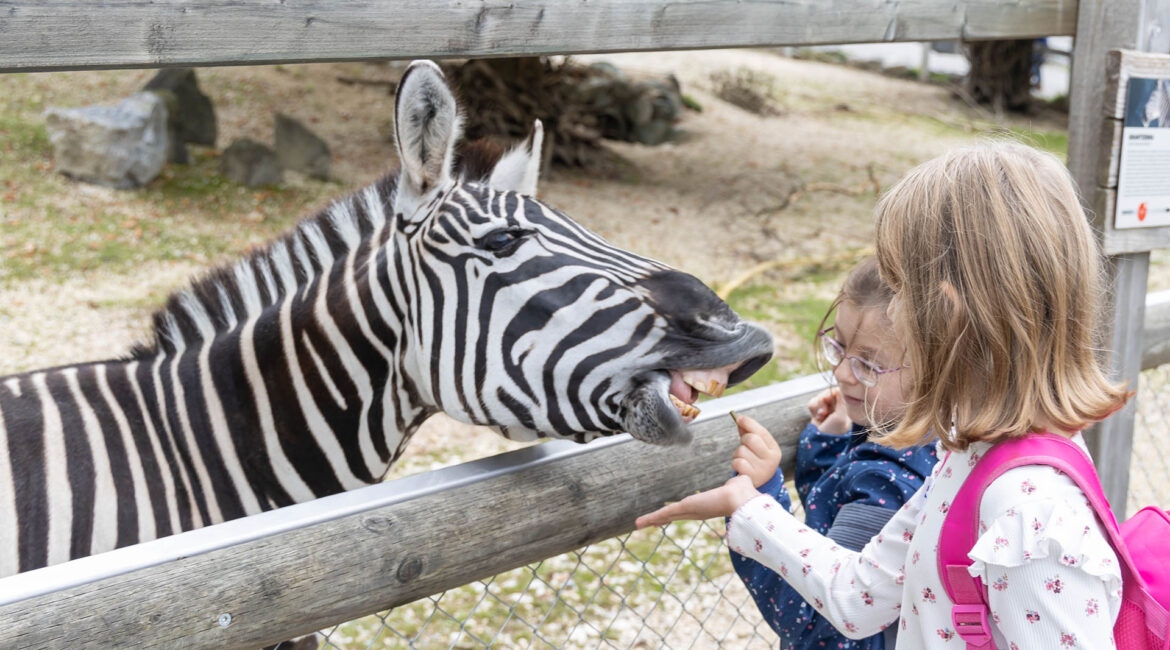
top-left (816, 256), bottom-right (895, 339)
top-left (873, 142), bottom-right (1129, 451)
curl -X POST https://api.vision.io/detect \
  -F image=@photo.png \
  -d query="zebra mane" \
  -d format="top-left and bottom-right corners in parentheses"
top-left (129, 174), bottom-right (400, 359)
top-left (129, 139), bottom-right (508, 360)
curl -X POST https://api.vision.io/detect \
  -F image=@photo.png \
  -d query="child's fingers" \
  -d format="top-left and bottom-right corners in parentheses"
top-left (736, 415), bottom-right (771, 439)
top-left (807, 391), bottom-right (833, 416)
top-left (806, 394), bottom-right (824, 417)
top-left (739, 432), bottom-right (772, 458)
top-left (731, 457), bottom-right (753, 477)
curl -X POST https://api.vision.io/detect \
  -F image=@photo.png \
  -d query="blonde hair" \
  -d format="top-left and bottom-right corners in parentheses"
top-left (873, 142), bottom-right (1129, 451)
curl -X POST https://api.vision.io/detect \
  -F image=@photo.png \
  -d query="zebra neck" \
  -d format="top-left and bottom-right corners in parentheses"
top-left (205, 228), bottom-right (430, 509)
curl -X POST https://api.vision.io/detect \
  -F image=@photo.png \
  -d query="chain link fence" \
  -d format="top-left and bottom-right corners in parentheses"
top-left (1128, 362), bottom-right (1170, 517)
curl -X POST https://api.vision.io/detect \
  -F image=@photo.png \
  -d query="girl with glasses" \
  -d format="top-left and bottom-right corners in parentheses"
top-left (638, 143), bottom-right (1129, 649)
top-left (727, 257), bottom-right (937, 650)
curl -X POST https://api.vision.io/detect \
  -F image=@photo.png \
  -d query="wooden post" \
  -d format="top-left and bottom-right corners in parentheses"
top-left (1066, 0), bottom-right (1170, 516)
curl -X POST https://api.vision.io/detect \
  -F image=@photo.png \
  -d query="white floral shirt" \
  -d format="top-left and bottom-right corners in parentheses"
top-left (726, 435), bottom-right (1123, 649)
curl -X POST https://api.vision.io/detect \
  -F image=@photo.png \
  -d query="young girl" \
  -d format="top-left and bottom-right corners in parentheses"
top-left (639, 143), bottom-right (1130, 648)
top-left (730, 258), bottom-right (937, 650)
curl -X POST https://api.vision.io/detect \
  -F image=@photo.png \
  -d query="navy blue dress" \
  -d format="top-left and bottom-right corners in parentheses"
top-left (730, 422), bottom-right (938, 649)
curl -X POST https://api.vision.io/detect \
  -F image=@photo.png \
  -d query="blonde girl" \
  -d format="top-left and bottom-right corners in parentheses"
top-left (638, 142), bottom-right (1130, 648)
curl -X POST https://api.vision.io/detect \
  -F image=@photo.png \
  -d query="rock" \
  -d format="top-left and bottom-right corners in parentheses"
top-left (274, 113), bottom-right (331, 180)
top-left (143, 68), bottom-right (217, 147)
top-left (632, 119), bottom-right (673, 146)
top-left (572, 71), bottom-right (685, 145)
top-left (220, 138), bottom-right (282, 187)
top-left (44, 92), bottom-right (168, 188)
top-left (148, 89), bottom-right (190, 164)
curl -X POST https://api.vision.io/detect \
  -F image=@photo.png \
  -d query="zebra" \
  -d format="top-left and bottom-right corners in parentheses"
top-left (0, 60), bottom-right (773, 578)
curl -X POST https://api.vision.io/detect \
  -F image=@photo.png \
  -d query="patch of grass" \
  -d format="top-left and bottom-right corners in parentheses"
top-left (722, 282), bottom-right (835, 392)
top-left (0, 115), bottom-right (50, 160)
top-left (1004, 126), bottom-right (1068, 160)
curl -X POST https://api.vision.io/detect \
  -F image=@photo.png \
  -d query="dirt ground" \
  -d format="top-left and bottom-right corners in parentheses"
top-left (0, 48), bottom-right (1073, 471)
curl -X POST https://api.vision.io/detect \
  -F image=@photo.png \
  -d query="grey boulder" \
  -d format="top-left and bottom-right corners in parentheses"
top-left (44, 92), bottom-right (168, 189)
top-left (220, 138), bottom-right (282, 187)
top-left (274, 113), bottom-right (331, 180)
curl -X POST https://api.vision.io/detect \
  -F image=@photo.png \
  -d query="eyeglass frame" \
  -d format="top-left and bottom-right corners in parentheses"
top-left (816, 326), bottom-right (907, 388)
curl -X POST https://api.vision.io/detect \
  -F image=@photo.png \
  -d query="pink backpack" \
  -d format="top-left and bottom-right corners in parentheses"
top-left (937, 433), bottom-right (1170, 649)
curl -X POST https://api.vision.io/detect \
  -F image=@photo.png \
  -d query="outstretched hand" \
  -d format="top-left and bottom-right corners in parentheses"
top-left (635, 474), bottom-right (761, 529)
top-left (731, 414), bottom-right (782, 488)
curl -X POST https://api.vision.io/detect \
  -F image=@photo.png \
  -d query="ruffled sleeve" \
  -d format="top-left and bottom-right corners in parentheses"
top-left (966, 465), bottom-right (1122, 649)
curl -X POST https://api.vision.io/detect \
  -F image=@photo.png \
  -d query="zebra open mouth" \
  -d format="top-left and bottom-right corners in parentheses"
top-left (620, 345), bottom-right (772, 446)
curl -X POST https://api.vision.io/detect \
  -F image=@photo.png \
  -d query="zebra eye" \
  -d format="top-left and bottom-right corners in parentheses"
top-left (478, 229), bottom-right (525, 252)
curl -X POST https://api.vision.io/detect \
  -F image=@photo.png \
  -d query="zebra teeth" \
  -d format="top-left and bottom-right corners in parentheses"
top-left (681, 372), bottom-right (727, 398)
top-left (669, 394), bottom-right (701, 418)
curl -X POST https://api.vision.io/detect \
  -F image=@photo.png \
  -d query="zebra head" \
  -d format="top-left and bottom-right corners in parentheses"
top-left (390, 61), bottom-right (773, 446)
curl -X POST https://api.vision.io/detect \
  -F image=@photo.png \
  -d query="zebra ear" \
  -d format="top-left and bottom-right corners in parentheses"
top-left (393, 60), bottom-right (462, 213)
top-left (487, 120), bottom-right (543, 197)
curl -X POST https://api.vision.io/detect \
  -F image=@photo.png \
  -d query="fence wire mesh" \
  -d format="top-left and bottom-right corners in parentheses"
top-left (315, 364), bottom-right (1170, 650)
top-left (1128, 363), bottom-right (1170, 517)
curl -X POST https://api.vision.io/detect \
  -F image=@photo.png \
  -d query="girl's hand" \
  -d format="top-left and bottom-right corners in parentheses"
top-left (807, 387), bottom-right (852, 435)
top-left (635, 474), bottom-right (760, 528)
top-left (731, 414), bottom-right (781, 488)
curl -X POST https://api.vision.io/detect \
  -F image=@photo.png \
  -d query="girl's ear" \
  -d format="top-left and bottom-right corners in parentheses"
top-left (393, 61), bottom-right (462, 217)
top-left (487, 120), bottom-right (543, 196)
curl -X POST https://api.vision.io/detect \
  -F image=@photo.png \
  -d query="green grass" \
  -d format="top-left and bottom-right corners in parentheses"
top-left (1004, 126), bottom-right (1068, 160)
top-left (0, 115), bottom-right (50, 159)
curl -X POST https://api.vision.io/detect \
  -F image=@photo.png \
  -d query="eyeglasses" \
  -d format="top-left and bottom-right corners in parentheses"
top-left (817, 327), bottom-right (906, 388)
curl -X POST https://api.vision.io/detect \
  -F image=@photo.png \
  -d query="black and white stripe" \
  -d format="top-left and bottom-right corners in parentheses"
top-left (0, 61), bottom-right (773, 577)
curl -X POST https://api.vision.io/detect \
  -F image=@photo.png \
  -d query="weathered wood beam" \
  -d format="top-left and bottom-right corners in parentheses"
top-left (0, 0), bottom-right (1079, 73)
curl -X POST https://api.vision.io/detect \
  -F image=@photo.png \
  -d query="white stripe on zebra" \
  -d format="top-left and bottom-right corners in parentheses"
top-left (301, 331), bottom-right (347, 410)
top-left (197, 341), bottom-right (263, 517)
top-left (239, 303), bottom-right (316, 503)
top-left (151, 354), bottom-right (204, 530)
top-left (93, 364), bottom-right (156, 544)
top-left (4, 378), bottom-right (21, 398)
top-left (0, 391), bottom-right (18, 576)
top-left (167, 350), bottom-right (224, 526)
top-left (61, 368), bottom-right (118, 557)
top-left (338, 242), bottom-right (388, 478)
top-left (329, 200), bottom-right (361, 249)
top-left (280, 293), bottom-right (363, 490)
top-left (128, 359), bottom-right (182, 536)
top-left (358, 214), bottom-right (415, 435)
top-left (308, 250), bottom-right (382, 480)
top-left (32, 373), bottom-right (71, 566)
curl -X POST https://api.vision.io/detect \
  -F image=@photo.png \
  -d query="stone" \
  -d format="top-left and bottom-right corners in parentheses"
top-left (148, 89), bottom-right (190, 164)
top-left (220, 138), bottom-right (282, 187)
top-left (44, 92), bottom-right (168, 189)
top-left (274, 113), bottom-right (331, 180)
top-left (143, 67), bottom-right (217, 147)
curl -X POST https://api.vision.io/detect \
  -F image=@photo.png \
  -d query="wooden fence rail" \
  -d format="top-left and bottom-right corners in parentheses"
top-left (1, 291), bottom-right (1167, 649)
top-left (0, 0), bottom-right (1078, 73)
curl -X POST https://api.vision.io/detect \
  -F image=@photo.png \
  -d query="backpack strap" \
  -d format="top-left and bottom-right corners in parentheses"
top-left (937, 433), bottom-right (1136, 650)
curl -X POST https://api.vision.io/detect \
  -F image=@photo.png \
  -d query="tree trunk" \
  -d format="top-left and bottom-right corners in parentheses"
top-left (964, 39), bottom-right (1037, 113)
